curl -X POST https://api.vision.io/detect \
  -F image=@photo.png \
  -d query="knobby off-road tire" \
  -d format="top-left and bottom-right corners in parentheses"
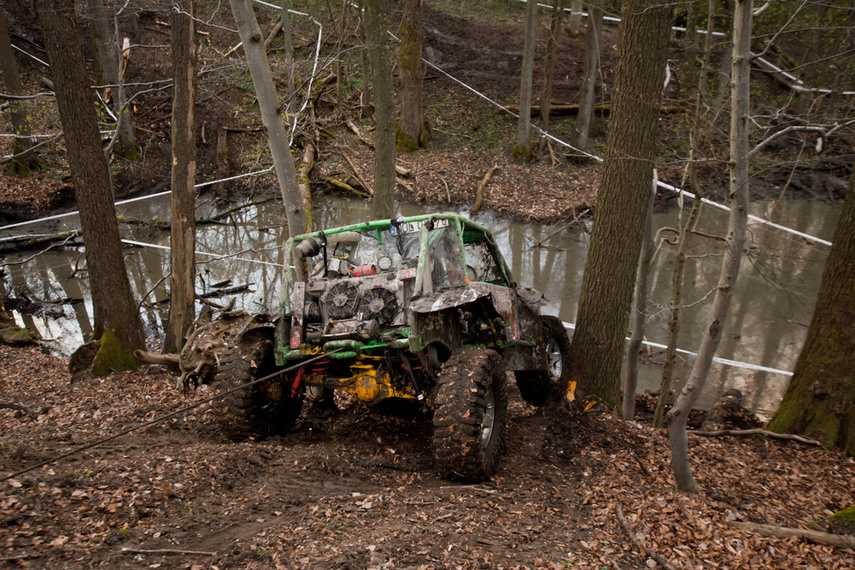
top-left (212, 340), bottom-right (302, 441)
top-left (515, 315), bottom-right (571, 406)
top-left (432, 347), bottom-right (508, 482)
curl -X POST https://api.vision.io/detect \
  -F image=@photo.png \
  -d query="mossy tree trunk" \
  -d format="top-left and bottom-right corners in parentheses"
top-left (164, 0), bottom-right (197, 354)
top-left (364, 0), bottom-right (395, 217)
top-left (397, 0), bottom-right (428, 152)
top-left (0, 2), bottom-right (41, 175)
top-left (35, 0), bottom-right (145, 376)
top-left (558, 0), bottom-right (672, 409)
top-left (767, 174), bottom-right (855, 457)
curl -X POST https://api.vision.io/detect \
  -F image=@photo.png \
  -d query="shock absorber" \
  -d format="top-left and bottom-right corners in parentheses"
top-left (399, 351), bottom-right (426, 410)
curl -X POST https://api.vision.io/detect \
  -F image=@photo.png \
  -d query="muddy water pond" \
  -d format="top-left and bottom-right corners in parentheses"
top-left (0, 194), bottom-right (837, 417)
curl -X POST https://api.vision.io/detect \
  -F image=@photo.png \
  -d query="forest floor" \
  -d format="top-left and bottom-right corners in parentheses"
top-left (1, 0), bottom-right (854, 568)
top-left (2, 343), bottom-right (854, 569)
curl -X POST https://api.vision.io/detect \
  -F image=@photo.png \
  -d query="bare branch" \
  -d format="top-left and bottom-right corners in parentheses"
top-left (688, 428), bottom-right (822, 446)
top-left (748, 125), bottom-right (827, 159)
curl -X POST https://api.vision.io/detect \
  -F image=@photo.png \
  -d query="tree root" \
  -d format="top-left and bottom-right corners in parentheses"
top-left (729, 521), bottom-right (855, 550)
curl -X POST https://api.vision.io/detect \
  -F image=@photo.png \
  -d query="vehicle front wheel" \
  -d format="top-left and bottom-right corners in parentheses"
top-left (212, 337), bottom-right (303, 441)
top-left (514, 315), bottom-right (571, 406)
top-left (432, 347), bottom-right (507, 482)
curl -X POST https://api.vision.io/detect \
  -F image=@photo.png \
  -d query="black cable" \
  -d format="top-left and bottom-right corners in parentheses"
top-left (0, 349), bottom-right (342, 483)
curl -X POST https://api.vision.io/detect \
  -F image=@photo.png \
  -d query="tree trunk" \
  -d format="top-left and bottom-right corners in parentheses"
top-left (623, 175), bottom-right (657, 420)
top-left (88, 0), bottom-right (137, 160)
top-left (576, 0), bottom-right (605, 150)
top-left (539, 0), bottom-right (562, 137)
top-left (668, 0), bottom-right (752, 493)
top-left (712, 3), bottom-right (733, 113)
top-left (358, 2), bottom-right (371, 117)
top-left (364, 0), bottom-right (395, 217)
top-left (164, 0), bottom-right (197, 354)
top-left (567, 0), bottom-right (584, 36)
top-left (397, 0), bottom-right (427, 152)
top-left (229, 0), bottom-right (309, 236)
top-left (35, 0), bottom-right (145, 376)
top-left (560, 0), bottom-right (672, 409)
top-left (88, 0), bottom-right (119, 92)
top-left (767, 173), bottom-right (855, 457)
top-left (0, 1), bottom-right (41, 174)
top-left (513, 0), bottom-right (538, 163)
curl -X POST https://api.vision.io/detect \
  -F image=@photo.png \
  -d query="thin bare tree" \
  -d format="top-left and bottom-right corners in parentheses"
top-left (0, 0), bottom-right (41, 174)
top-left (667, 0), bottom-right (753, 493)
top-left (513, 0), bottom-right (538, 163)
top-left (164, 0), bottom-right (198, 354)
top-left (229, 0), bottom-right (309, 236)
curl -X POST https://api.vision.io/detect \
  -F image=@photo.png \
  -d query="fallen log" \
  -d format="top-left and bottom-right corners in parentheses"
top-left (0, 401), bottom-right (50, 416)
top-left (503, 102), bottom-right (682, 117)
top-left (729, 521), bottom-right (855, 550)
top-left (0, 231), bottom-right (81, 254)
top-left (328, 178), bottom-right (368, 197)
top-left (346, 118), bottom-right (374, 148)
top-left (503, 103), bottom-right (611, 117)
top-left (134, 350), bottom-right (180, 365)
top-left (343, 153), bottom-right (372, 193)
top-left (263, 20), bottom-right (284, 52)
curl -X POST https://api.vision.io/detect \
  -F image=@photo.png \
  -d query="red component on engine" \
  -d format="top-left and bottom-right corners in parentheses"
top-left (352, 264), bottom-right (377, 277)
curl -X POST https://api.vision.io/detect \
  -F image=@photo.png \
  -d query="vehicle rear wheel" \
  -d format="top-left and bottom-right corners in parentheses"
top-left (432, 347), bottom-right (507, 482)
top-left (514, 316), bottom-right (571, 406)
top-left (212, 337), bottom-right (302, 441)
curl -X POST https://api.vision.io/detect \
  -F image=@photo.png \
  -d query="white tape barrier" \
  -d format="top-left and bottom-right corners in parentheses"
top-left (562, 321), bottom-right (793, 376)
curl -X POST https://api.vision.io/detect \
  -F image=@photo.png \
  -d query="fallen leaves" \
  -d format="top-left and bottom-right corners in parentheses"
top-left (1, 341), bottom-right (854, 569)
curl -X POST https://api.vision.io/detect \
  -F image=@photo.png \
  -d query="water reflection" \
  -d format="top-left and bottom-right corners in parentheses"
top-left (0, 194), bottom-right (835, 416)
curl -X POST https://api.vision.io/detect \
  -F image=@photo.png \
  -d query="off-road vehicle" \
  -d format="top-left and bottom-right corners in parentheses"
top-left (185, 213), bottom-right (571, 482)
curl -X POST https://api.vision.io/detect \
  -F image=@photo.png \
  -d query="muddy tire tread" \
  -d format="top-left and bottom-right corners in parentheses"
top-left (432, 347), bottom-right (507, 482)
top-left (212, 341), bottom-right (301, 441)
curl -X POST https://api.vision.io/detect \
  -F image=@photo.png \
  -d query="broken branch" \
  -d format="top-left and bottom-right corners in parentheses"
top-left (121, 548), bottom-right (217, 556)
top-left (615, 504), bottom-right (678, 570)
top-left (472, 165), bottom-right (498, 214)
top-left (346, 118), bottom-right (374, 148)
top-left (342, 153), bottom-right (371, 193)
top-left (687, 428), bottom-right (822, 446)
